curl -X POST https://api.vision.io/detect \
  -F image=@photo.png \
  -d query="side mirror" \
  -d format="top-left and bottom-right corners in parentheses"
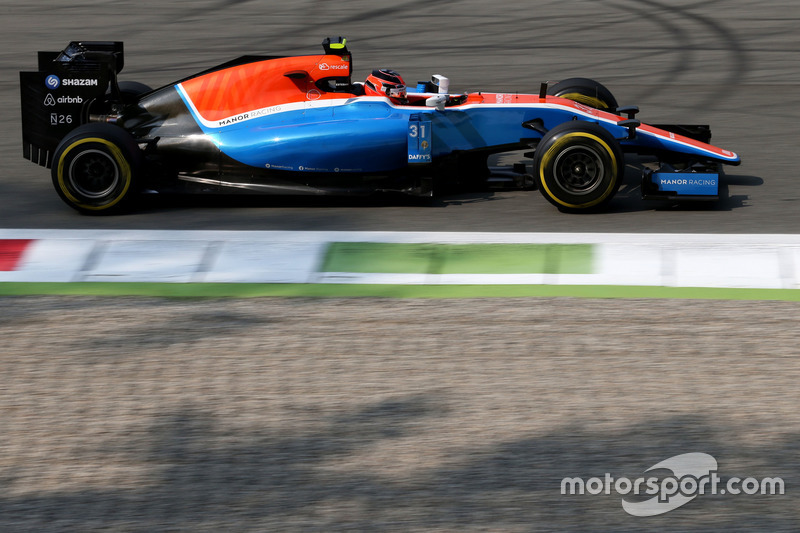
top-left (431, 74), bottom-right (450, 94)
top-left (425, 94), bottom-right (448, 111)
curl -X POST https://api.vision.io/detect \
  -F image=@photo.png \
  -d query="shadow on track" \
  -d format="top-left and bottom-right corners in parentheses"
top-left (133, 172), bottom-right (762, 217)
top-left (0, 398), bottom-right (794, 530)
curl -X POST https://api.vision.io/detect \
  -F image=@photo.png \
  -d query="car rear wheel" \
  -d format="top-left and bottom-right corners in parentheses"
top-left (534, 121), bottom-right (623, 211)
top-left (51, 123), bottom-right (142, 215)
top-left (547, 77), bottom-right (618, 112)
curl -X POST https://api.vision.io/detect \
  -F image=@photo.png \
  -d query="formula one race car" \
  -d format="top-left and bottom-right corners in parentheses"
top-left (20, 38), bottom-right (740, 214)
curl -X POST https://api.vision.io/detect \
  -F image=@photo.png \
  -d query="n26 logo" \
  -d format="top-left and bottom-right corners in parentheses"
top-left (50, 113), bottom-right (73, 126)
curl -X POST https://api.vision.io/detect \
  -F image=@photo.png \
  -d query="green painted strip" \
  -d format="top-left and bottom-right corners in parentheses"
top-left (322, 243), bottom-right (594, 274)
top-left (0, 282), bottom-right (797, 301)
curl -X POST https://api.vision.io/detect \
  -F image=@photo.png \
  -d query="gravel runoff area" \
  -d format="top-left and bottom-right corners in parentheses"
top-left (1, 296), bottom-right (798, 531)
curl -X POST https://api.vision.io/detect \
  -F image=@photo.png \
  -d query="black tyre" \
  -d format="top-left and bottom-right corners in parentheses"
top-left (547, 77), bottom-right (618, 112)
top-left (534, 121), bottom-right (624, 211)
top-left (51, 123), bottom-right (143, 215)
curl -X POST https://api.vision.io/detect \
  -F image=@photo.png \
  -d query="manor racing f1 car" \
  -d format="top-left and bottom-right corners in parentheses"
top-left (20, 38), bottom-right (740, 214)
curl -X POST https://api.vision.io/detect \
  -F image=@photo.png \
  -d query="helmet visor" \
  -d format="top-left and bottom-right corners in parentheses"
top-left (386, 84), bottom-right (406, 98)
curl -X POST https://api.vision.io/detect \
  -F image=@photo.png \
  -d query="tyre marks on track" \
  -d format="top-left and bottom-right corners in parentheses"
top-left (606, 0), bottom-right (749, 109)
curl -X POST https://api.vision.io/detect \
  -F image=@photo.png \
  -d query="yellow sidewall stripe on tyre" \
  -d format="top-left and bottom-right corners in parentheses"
top-left (557, 92), bottom-right (608, 110)
top-left (57, 137), bottom-right (132, 211)
top-left (539, 132), bottom-right (619, 209)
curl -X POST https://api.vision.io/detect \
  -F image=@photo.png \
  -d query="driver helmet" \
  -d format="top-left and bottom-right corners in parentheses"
top-left (364, 69), bottom-right (407, 101)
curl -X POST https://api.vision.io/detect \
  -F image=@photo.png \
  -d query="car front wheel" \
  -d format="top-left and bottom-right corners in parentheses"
top-left (534, 121), bottom-right (624, 211)
top-left (547, 77), bottom-right (618, 112)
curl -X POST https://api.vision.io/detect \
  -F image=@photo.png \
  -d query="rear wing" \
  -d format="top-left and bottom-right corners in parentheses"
top-left (20, 41), bottom-right (123, 167)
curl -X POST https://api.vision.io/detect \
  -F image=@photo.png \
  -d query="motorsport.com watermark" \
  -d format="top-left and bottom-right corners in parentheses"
top-left (561, 453), bottom-right (785, 516)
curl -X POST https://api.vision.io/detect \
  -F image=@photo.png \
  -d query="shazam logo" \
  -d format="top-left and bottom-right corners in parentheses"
top-left (45, 75), bottom-right (61, 90)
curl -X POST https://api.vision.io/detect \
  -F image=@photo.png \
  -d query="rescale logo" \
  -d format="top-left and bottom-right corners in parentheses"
top-left (318, 62), bottom-right (348, 71)
top-left (45, 74), bottom-right (61, 90)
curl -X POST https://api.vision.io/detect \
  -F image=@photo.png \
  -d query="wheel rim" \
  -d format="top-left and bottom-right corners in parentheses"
top-left (68, 149), bottom-right (120, 199)
top-left (552, 145), bottom-right (605, 194)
